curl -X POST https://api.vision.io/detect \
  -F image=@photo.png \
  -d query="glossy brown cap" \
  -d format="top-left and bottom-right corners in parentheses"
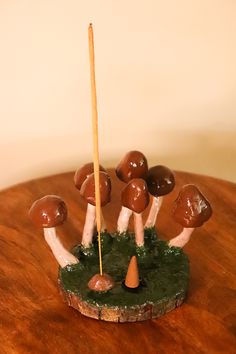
top-left (116, 151), bottom-right (148, 183)
top-left (74, 163), bottom-right (106, 190)
top-left (29, 195), bottom-right (67, 228)
top-left (88, 273), bottom-right (115, 292)
top-left (80, 171), bottom-right (111, 207)
top-left (146, 165), bottom-right (175, 197)
top-left (125, 256), bottom-right (140, 289)
top-left (121, 178), bottom-right (149, 214)
top-left (172, 184), bottom-right (212, 228)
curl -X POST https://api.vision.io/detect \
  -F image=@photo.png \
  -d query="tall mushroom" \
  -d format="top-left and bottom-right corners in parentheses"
top-left (74, 162), bottom-right (107, 231)
top-left (169, 184), bottom-right (212, 248)
top-left (80, 171), bottom-right (111, 247)
top-left (145, 165), bottom-right (175, 228)
top-left (29, 195), bottom-right (79, 267)
top-left (116, 151), bottom-right (148, 233)
top-left (121, 178), bottom-right (149, 246)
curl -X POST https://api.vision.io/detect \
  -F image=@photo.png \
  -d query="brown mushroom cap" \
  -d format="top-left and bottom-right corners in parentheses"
top-left (121, 178), bottom-right (150, 214)
top-left (172, 184), bottom-right (212, 228)
top-left (29, 195), bottom-right (67, 228)
top-left (74, 163), bottom-right (106, 190)
top-left (116, 151), bottom-right (148, 183)
top-left (80, 171), bottom-right (111, 207)
top-left (146, 165), bottom-right (175, 197)
top-left (88, 273), bottom-right (115, 292)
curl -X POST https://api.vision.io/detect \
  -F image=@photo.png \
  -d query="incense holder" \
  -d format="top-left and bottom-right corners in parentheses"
top-left (59, 227), bottom-right (189, 322)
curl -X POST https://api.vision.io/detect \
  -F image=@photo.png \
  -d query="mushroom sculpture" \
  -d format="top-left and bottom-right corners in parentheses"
top-left (80, 171), bottom-right (111, 247)
top-left (121, 178), bottom-right (149, 246)
top-left (145, 165), bottom-right (175, 228)
top-left (116, 151), bottom-right (148, 233)
top-left (169, 184), bottom-right (212, 248)
top-left (29, 195), bottom-right (79, 268)
top-left (74, 162), bottom-right (107, 233)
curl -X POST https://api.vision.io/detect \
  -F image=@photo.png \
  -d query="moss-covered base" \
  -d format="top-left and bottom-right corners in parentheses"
top-left (59, 228), bottom-right (189, 322)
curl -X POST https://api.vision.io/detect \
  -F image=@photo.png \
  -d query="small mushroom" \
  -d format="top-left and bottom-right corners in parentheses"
top-left (145, 165), bottom-right (175, 228)
top-left (29, 195), bottom-right (79, 268)
top-left (121, 179), bottom-right (149, 246)
top-left (116, 151), bottom-right (148, 233)
top-left (74, 162), bottom-right (106, 190)
top-left (124, 256), bottom-right (140, 289)
top-left (169, 184), bottom-right (212, 248)
top-left (74, 163), bottom-right (107, 232)
top-left (80, 171), bottom-right (111, 247)
top-left (87, 273), bottom-right (114, 292)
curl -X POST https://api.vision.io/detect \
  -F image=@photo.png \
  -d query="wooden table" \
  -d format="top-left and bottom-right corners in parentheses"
top-left (0, 170), bottom-right (235, 354)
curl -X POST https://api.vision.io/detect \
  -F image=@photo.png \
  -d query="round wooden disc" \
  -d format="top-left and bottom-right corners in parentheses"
top-left (58, 230), bottom-right (189, 322)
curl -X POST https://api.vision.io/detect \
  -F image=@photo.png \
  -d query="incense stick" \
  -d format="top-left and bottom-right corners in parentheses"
top-left (88, 23), bottom-right (103, 276)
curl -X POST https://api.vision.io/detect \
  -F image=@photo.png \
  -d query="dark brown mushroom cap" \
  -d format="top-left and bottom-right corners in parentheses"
top-left (88, 273), bottom-right (115, 292)
top-left (80, 171), bottom-right (111, 207)
top-left (74, 163), bottom-right (106, 190)
top-left (29, 195), bottom-right (67, 228)
top-left (121, 178), bottom-right (150, 214)
top-left (116, 150), bottom-right (148, 183)
top-left (172, 184), bottom-right (212, 228)
top-left (146, 165), bottom-right (175, 197)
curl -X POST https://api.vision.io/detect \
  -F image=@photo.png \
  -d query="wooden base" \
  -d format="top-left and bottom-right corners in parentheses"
top-left (58, 229), bottom-right (189, 322)
top-left (59, 282), bottom-right (186, 322)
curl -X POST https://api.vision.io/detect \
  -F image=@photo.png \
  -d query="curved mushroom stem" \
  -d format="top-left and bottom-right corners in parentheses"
top-left (117, 206), bottom-right (133, 233)
top-left (134, 212), bottom-right (144, 247)
top-left (169, 227), bottom-right (194, 248)
top-left (44, 227), bottom-right (79, 267)
top-left (145, 196), bottom-right (163, 228)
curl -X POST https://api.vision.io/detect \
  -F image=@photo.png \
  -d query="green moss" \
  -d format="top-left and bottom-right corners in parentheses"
top-left (59, 229), bottom-right (189, 308)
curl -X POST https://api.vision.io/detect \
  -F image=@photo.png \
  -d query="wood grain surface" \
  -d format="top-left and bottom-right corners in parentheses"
top-left (0, 170), bottom-right (235, 354)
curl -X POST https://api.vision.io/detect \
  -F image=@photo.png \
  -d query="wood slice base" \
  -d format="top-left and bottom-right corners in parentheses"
top-left (59, 284), bottom-right (186, 322)
top-left (58, 229), bottom-right (189, 322)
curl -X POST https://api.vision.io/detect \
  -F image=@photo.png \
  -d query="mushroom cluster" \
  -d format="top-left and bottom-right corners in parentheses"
top-left (115, 152), bottom-right (176, 247)
top-left (28, 150), bottom-right (212, 295)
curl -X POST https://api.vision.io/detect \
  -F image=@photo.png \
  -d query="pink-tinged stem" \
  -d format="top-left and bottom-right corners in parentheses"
top-left (117, 206), bottom-right (133, 233)
top-left (169, 227), bottom-right (194, 248)
top-left (145, 196), bottom-right (163, 228)
top-left (134, 212), bottom-right (144, 247)
top-left (82, 203), bottom-right (96, 247)
top-left (44, 227), bottom-right (79, 267)
top-left (100, 211), bottom-right (107, 232)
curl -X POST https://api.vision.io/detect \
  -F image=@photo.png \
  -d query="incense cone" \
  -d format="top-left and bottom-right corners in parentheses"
top-left (125, 256), bottom-right (140, 289)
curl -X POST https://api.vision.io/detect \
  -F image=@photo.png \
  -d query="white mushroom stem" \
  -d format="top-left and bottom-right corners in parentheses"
top-left (117, 206), bottom-right (133, 233)
top-left (82, 204), bottom-right (107, 247)
top-left (44, 227), bottom-right (79, 267)
top-left (82, 203), bottom-right (96, 247)
top-left (145, 196), bottom-right (163, 228)
top-left (169, 227), bottom-right (195, 248)
top-left (134, 212), bottom-right (144, 247)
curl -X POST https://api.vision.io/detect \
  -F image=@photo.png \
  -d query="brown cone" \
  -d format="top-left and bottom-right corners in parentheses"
top-left (125, 256), bottom-right (140, 288)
